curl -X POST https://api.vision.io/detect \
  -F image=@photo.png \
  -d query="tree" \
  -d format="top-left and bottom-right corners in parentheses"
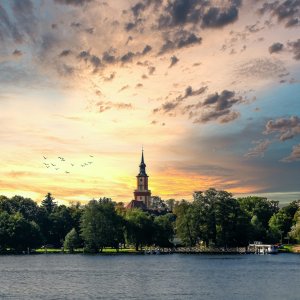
top-left (268, 201), bottom-right (299, 243)
top-left (41, 193), bottom-right (57, 214)
top-left (174, 200), bottom-right (199, 247)
top-left (81, 198), bottom-right (124, 253)
top-left (153, 213), bottom-right (175, 247)
top-left (289, 209), bottom-right (300, 242)
top-left (64, 228), bottom-right (80, 253)
top-left (125, 209), bottom-right (154, 251)
top-left (0, 211), bottom-right (11, 252)
top-left (238, 196), bottom-right (279, 242)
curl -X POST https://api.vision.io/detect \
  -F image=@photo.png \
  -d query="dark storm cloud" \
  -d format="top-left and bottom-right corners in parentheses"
top-left (192, 90), bottom-right (244, 124)
top-left (259, 0), bottom-right (300, 27)
top-left (157, 0), bottom-right (241, 29)
top-left (194, 110), bottom-right (240, 124)
top-left (202, 5), bottom-right (239, 28)
top-left (96, 101), bottom-right (133, 113)
top-left (54, 0), bottom-right (93, 6)
top-left (153, 85), bottom-right (207, 114)
top-left (77, 50), bottom-right (102, 72)
top-left (264, 116), bottom-right (300, 141)
top-left (102, 51), bottom-right (116, 64)
top-left (142, 45), bottom-right (152, 55)
top-left (269, 42), bottom-right (284, 54)
top-left (131, 0), bottom-right (163, 18)
top-left (120, 51), bottom-right (135, 63)
top-left (169, 55), bottom-right (179, 68)
top-left (59, 49), bottom-right (72, 57)
top-left (288, 39), bottom-right (300, 60)
top-left (159, 32), bottom-right (202, 54)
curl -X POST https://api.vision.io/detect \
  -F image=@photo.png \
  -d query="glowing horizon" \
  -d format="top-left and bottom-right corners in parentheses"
top-left (1, 0), bottom-right (300, 205)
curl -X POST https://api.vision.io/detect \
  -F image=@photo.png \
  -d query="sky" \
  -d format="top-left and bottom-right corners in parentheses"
top-left (0, 0), bottom-right (300, 205)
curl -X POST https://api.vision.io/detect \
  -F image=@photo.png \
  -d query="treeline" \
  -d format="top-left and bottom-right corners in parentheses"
top-left (0, 189), bottom-right (299, 253)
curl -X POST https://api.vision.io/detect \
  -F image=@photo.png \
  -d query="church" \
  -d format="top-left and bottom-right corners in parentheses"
top-left (126, 150), bottom-right (152, 210)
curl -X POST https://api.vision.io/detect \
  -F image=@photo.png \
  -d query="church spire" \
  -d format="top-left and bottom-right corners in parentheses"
top-left (138, 148), bottom-right (147, 176)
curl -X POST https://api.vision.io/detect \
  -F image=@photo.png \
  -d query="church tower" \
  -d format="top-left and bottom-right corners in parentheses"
top-left (134, 149), bottom-right (151, 208)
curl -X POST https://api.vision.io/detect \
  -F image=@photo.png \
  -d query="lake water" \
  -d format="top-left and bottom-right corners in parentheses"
top-left (0, 253), bottom-right (299, 299)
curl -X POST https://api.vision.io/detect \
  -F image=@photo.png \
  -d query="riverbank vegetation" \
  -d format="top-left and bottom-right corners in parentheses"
top-left (0, 189), bottom-right (299, 254)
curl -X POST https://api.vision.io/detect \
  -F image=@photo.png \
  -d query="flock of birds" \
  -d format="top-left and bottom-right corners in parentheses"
top-left (42, 155), bottom-right (94, 174)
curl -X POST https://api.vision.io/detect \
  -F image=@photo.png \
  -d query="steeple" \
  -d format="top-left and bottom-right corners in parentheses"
top-left (138, 149), bottom-right (147, 176)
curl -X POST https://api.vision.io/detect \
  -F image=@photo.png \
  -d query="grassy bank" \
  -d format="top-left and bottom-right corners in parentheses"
top-left (34, 247), bottom-right (140, 254)
top-left (279, 244), bottom-right (300, 253)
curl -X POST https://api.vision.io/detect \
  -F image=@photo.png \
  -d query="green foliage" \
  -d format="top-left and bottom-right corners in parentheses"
top-left (80, 198), bottom-right (124, 253)
top-left (289, 209), bottom-right (300, 242)
top-left (64, 228), bottom-right (80, 253)
top-left (0, 191), bottom-right (298, 253)
top-left (125, 209), bottom-right (154, 250)
top-left (0, 211), bottom-right (43, 252)
top-left (175, 189), bottom-right (252, 247)
top-left (153, 213), bottom-right (175, 247)
top-left (41, 193), bottom-right (57, 214)
top-left (268, 201), bottom-right (299, 243)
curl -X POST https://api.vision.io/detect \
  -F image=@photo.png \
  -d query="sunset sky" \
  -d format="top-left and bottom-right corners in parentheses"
top-left (0, 0), bottom-right (300, 205)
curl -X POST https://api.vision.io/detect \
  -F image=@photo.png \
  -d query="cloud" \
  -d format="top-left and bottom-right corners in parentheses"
top-left (245, 139), bottom-right (272, 158)
top-left (12, 49), bottom-right (22, 56)
top-left (202, 5), bottom-right (239, 28)
top-left (59, 49), bottom-right (72, 57)
top-left (269, 42), bottom-right (284, 54)
top-left (11, 0), bottom-right (36, 41)
top-left (264, 116), bottom-right (300, 141)
top-left (282, 144), bottom-right (300, 162)
top-left (96, 101), bottom-right (133, 113)
top-left (193, 90), bottom-right (243, 124)
top-left (142, 44), bottom-right (152, 55)
top-left (153, 85), bottom-right (208, 114)
top-left (103, 72), bottom-right (116, 81)
top-left (0, 4), bottom-right (23, 43)
top-left (54, 0), bottom-right (93, 6)
top-left (77, 50), bottom-right (102, 72)
top-left (258, 0), bottom-right (300, 27)
top-left (102, 51), bottom-right (116, 64)
top-left (169, 55), bottom-right (179, 68)
top-left (148, 66), bottom-right (155, 75)
top-left (120, 51), bottom-right (135, 63)
top-left (157, 0), bottom-right (241, 29)
top-left (288, 39), bottom-right (300, 60)
top-left (236, 58), bottom-right (286, 79)
top-left (159, 31), bottom-right (202, 54)
top-left (118, 85), bottom-right (129, 92)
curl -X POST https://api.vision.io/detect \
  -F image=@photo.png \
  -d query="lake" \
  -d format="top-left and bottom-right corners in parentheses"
top-left (0, 253), bottom-right (299, 299)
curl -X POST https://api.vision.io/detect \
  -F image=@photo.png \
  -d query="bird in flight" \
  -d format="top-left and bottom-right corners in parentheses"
top-left (65, 171), bottom-right (70, 174)
top-left (89, 155), bottom-right (94, 158)
top-left (43, 156), bottom-right (47, 159)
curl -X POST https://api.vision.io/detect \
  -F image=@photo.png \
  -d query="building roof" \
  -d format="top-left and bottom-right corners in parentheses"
top-left (126, 200), bottom-right (147, 210)
top-left (138, 149), bottom-right (148, 176)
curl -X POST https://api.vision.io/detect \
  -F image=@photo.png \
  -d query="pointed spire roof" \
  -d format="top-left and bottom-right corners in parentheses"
top-left (138, 148), bottom-right (148, 176)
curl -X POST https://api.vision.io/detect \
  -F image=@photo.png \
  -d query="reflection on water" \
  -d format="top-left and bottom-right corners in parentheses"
top-left (0, 253), bottom-right (299, 300)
